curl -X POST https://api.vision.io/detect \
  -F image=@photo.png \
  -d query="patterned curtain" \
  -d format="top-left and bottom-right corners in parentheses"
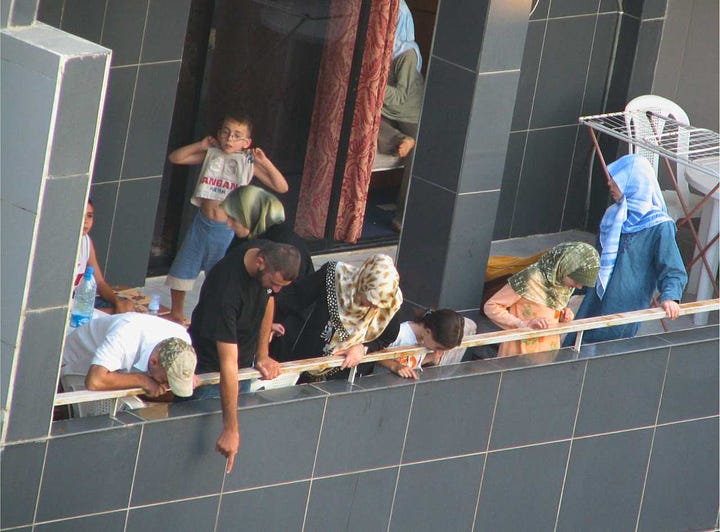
top-left (294, 0), bottom-right (399, 242)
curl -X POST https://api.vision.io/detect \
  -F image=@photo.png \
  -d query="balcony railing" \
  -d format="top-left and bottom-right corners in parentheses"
top-left (54, 298), bottom-right (719, 410)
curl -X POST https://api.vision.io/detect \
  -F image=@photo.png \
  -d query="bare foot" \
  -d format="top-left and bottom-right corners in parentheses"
top-left (167, 312), bottom-right (187, 326)
top-left (397, 138), bottom-right (415, 158)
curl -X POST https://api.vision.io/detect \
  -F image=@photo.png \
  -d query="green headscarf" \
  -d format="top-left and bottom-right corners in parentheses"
top-left (508, 242), bottom-right (600, 311)
top-left (221, 185), bottom-right (285, 238)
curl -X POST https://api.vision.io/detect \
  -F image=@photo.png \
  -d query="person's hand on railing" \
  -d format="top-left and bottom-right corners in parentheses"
top-left (395, 365), bottom-right (419, 379)
top-left (336, 343), bottom-right (366, 369)
top-left (661, 300), bottom-right (681, 319)
top-left (559, 307), bottom-right (574, 323)
top-left (255, 354), bottom-right (281, 380)
top-left (522, 317), bottom-right (550, 329)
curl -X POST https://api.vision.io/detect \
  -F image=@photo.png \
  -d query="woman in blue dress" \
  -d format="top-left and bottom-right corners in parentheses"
top-left (563, 154), bottom-right (688, 345)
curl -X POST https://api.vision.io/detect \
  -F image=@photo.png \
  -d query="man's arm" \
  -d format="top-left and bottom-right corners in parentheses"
top-left (85, 365), bottom-right (166, 397)
top-left (252, 148), bottom-right (289, 193)
top-left (216, 340), bottom-right (241, 473)
top-left (168, 136), bottom-right (217, 165)
top-left (254, 297), bottom-right (281, 380)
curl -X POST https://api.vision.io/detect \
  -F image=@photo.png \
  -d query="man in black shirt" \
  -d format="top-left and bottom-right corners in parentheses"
top-left (189, 241), bottom-right (300, 473)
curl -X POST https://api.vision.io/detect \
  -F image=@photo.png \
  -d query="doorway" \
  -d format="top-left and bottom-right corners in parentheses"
top-left (150, 0), bottom-right (437, 274)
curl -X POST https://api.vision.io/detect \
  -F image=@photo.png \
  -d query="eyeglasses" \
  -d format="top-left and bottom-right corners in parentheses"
top-left (218, 128), bottom-right (249, 142)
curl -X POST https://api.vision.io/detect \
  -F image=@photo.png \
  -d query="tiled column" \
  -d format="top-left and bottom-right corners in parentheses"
top-left (397, 0), bottom-right (530, 313)
top-left (1, 22), bottom-right (110, 442)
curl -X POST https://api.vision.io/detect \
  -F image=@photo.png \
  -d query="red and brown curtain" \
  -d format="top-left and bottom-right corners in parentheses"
top-left (294, 0), bottom-right (399, 243)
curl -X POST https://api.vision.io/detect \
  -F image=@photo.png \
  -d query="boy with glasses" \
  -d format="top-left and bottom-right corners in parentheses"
top-left (165, 114), bottom-right (288, 324)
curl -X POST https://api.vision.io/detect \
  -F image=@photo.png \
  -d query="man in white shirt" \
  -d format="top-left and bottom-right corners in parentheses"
top-left (62, 313), bottom-right (197, 397)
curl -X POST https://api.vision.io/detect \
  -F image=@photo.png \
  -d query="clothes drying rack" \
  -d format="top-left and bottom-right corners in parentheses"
top-left (579, 110), bottom-right (720, 311)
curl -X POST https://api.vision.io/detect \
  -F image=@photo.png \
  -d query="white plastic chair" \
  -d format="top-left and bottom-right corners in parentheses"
top-left (624, 95), bottom-right (702, 221)
top-left (60, 374), bottom-right (145, 418)
top-left (248, 372), bottom-right (300, 393)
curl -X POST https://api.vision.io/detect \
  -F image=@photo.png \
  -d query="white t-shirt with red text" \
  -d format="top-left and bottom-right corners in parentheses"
top-left (191, 147), bottom-right (255, 206)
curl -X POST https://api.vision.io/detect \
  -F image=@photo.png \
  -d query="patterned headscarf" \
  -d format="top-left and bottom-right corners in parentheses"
top-left (393, 0), bottom-right (422, 72)
top-left (324, 254), bottom-right (403, 353)
top-left (508, 242), bottom-right (600, 311)
top-left (221, 185), bottom-right (285, 238)
top-left (597, 154), bottom-right (673, 298)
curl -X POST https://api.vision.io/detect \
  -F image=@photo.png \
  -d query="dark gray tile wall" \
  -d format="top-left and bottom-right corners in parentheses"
top-left (557, 429), bottom-right (654, 530)
top-left (403, 374), bottom-right (499, 462)
top-left (36, 426), bottom-right (141, 521)
top-left (1, 23), bottom-right (110, 442)
top-left (657, 340), bottom-right (719, 422)
top-left (4, 327), bottom-right (718, 531)
top-left (397, 0), bottom-right (530, 312)
top-left (131, 415), bottom-right (225, 505)
top-left (37, 0), bottom-right (192, 286)
top-left (305, 469), bottom-right (396, 532)
top-left (34, 511), bottom-right (127, 532)
top-left (127, 496), bottom-right (218, 532)
top-left (638, 417), bottom-right (719, 531)
top-left (392, 455), bottom-right (485, 532)
top-left (3, 0), bottom-right (37, 27)
top-left (495, 2), bottom-right (667, 239)
top-left (0, 440), bottom-right (46, 529)
top-left (475, 441), bottom-right (569, 531)
top-left (574, 348), bottom-right (668, 435)
top-left (217, 482), bottom-right (308, 531)
top-left (314, 386), bottom-right (412, 476)
top-left (489, 362), bottom-right (583, 448)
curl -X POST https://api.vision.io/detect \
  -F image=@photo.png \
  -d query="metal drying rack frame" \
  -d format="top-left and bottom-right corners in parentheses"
top-left (579, 109), bottom-right (720, 306)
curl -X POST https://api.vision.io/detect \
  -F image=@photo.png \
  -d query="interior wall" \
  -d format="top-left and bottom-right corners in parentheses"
top-left (37, 0), bottom-right (193, 287)
top-left (652, 0), bottom-right (719, 132)
top-left (493, 0), bottom-right (669, 240)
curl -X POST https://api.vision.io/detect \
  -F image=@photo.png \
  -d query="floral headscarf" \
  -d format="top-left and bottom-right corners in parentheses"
top-left (221, 185), bottom-right (285, 238)
top-left (508, 242), bottom-right (600, 311)
top-left (324, 254), bottom-right (403, 353)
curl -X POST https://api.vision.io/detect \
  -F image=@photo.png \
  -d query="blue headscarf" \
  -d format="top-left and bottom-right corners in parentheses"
top-left (393, 0), bottom-right (422, 72)
top-left (596, 154), bottom-right (674, 298)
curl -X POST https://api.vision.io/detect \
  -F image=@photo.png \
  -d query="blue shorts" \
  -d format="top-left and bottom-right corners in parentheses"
top-left (166, 211), bottom-right (234, 291)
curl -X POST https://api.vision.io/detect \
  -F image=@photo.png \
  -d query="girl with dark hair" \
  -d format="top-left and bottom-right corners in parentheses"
top-left (376, 308), bottom-right (466, 379)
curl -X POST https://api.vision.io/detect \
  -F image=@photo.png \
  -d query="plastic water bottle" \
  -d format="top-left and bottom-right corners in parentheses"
top-left (147, 294), bottom-right (161, 316)
top-left (70, 267), bottom-right (96, 328)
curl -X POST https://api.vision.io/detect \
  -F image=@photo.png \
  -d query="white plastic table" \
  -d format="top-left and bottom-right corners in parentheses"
top-left (685, 156), bottom-right (720, 324)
